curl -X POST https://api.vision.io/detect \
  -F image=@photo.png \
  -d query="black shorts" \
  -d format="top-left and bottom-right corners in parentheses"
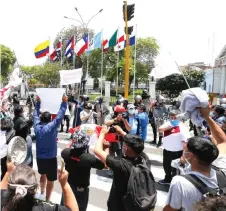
top-left (36, 157), bottom-right (57, 181)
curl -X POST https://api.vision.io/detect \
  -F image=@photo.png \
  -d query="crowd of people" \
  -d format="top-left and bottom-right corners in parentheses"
top-left (0, 90), bottom-right (226, 211)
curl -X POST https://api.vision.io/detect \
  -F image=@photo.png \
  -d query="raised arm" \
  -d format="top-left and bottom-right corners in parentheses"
top-left (200, 107), bottom-right (226, 154)
top-left (48, 96), bottom-right (68, 129)
top-left (33, 96), bottom-right (41, 127)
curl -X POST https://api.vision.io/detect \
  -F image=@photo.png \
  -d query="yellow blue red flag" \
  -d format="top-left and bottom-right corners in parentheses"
top-left (34, 40), bottom-right (50, 58)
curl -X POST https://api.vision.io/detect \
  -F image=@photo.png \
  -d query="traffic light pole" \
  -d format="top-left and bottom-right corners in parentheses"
top-left (124, 1), bottom-right (130, 99)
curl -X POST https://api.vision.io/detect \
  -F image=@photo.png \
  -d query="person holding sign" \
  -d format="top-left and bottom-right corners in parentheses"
top-left (33, 95), bottom-right (68, 201)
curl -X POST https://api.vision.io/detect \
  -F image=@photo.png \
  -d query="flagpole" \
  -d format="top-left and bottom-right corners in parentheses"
top-left (100, 29), bottom-right (104, 96)
top-left (116, 27), bottom-right (120, 97)
top-left (169, 52), bottom-right (191, 89)
top-left (60, 37), bottom-right (63, 67)
top-left (86, 32), bottom-right (89, 94)
top-left (133, 24), bottom-right (137, 99)
top-left (48, 36), bottom-right (51, 63)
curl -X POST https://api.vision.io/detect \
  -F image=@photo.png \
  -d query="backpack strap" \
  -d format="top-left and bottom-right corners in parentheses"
top-left (212, 165), bottom-right (226, 188)
top-left (182, 174), bottom-right (211, 195)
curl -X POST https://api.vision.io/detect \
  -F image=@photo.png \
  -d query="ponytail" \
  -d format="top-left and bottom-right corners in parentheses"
top-left (3, 189), bottom-right (35, 211)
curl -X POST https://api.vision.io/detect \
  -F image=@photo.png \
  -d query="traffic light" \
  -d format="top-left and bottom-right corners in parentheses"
top-left (123, 3), bottom-right (135, 21)
top-left (124, 26), bottom-right (133, 35)
top-left (118, 67), bottom-right (122, 75)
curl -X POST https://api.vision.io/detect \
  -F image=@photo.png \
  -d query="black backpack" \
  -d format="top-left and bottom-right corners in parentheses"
top-left (123, 158), bottom-right (157, 211)
top-left (182, 166), bottom-right (226, 198)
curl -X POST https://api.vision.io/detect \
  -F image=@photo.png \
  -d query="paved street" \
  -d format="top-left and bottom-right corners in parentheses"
top-left (31, 124), bottom-right (191, 211)
top-left (24, 103), bottom-right (193, 210)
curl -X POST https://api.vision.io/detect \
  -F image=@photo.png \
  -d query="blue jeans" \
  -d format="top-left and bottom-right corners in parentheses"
top-left (61, 183), bottom-right (89, 211)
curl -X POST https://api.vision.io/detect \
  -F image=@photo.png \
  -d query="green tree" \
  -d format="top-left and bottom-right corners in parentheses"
top-left (53, 26), bottom-right (94, 69)
top-left (118, 37), bottom-right (159, 88)
top-left (156, 70), bottom-right (205, 98)
top-left (21, 63), bottom-right (62, 87)
top-left (0, 44), bottom-right (16, 81)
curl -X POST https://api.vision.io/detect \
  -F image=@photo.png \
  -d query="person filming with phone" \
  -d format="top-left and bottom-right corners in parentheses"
top-left (105, 105), bottom-right (131, 157)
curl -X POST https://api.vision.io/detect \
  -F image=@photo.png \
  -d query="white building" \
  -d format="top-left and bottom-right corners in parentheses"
top-left (204, 45), bottom-right (226, 95)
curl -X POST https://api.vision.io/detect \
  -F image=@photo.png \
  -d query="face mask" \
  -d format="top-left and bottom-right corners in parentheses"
top-left (170, 119), bottom-right (180, 127)
top-left (210, 111), bottom-right (214, 117)
top-left (128, 109), bottom-right (135, 115)
top-left (183, 151), bottom-right (191, 166)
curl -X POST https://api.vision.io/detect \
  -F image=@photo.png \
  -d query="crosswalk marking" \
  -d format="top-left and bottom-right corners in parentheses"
top-left (32, 151), bottom-right (167, 209)
top-left (31, 124), bottom-right (169, 210)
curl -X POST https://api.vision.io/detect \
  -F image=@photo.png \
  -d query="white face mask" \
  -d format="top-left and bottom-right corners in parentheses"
top-left (183, 151), bottom-right (191, 165)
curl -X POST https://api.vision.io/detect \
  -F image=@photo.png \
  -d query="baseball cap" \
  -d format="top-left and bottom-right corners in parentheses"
top-left (114, 105), bottom-right (126, 113)
top-left (127, 104), bottom-right (135, 109)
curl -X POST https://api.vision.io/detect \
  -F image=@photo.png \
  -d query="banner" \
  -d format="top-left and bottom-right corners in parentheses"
top-left (1, 67), bottom-right (23, 100)
top-left (36, 88), bottom-right (69, 115)
top-left (60, 68), bottom-right (82, 85)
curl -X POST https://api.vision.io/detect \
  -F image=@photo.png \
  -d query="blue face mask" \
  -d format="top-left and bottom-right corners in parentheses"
top-left (170, 119), bottom-right (180, 127)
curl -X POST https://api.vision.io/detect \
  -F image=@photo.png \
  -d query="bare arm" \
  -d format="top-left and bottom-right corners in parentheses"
top-left (94, 128), bottom-right (109, 165)
top-left (0, 172), bottom-right (9, 189)
top-left (80, 112), bottom-right (90, 121)
top-left (59, 170), bottom-right (79, 211)
top-left (200, 107), bottom-right (226, 154)
top-left (122, 118), bottom-right (131, 131)
top-left (105, 118), bottom-right (116, 126)
top-left (62, 183), bottom-right (79, 211)
top-left (158, 123), bottom-right (171, 132)
top-left (0, 161), bottom-right (16, 189)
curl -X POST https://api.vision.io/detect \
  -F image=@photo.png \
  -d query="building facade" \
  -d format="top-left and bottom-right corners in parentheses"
top-left (204, 45), bottom-right (226, 95)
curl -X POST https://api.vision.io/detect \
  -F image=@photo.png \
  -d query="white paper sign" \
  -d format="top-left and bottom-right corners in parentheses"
top-left (36, 88), bottom-right (69, 115)
top-left (60, 68), bottom-right (83, 85)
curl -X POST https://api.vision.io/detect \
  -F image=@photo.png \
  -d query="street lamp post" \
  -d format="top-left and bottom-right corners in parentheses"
top-left (74, 8), bottom-right (103, 94)
top-left (64, 8), bottom-right (103, 94)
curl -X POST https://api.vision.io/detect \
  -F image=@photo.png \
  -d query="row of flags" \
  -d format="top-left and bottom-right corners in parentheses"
top-left (34, 29), bottom-right (136, 61)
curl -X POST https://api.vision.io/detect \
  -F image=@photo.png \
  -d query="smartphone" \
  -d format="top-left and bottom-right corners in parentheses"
top-left (61, 158), bottom-right (65, 172)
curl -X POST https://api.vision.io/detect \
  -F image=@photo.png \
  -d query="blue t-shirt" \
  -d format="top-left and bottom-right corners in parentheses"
top-left (129, 116), bottom-right (138, 135)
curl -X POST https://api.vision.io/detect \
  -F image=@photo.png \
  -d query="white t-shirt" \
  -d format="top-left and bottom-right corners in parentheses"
top-left (0, 131), bottom-right (8, 159)
top-left (212, 155), bottom-right (226, 175)
top-left (166, 168), bottom-right (218, 211)
top-left (162, 122), bottom-right (190, 152)
top-left (80, 110), bottom-right (96, 124)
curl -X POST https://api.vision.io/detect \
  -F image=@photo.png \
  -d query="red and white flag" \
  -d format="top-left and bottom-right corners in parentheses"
top-left (0, 67), bottom-right (22, 100)
top-left (102, 39), bottom-right (109, 52)
top-left (50, 50), bottom-right (58, 61)
top-left (56, 41), bottom-right (62, 52)
top-left (75, 34), bottom-right (88, 56)
top-left (114, 35), bottom-right (125, 52)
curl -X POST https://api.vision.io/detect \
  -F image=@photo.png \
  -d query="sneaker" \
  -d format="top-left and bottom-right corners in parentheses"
top-left (39, 193), bottom-right (46, 201)
top-left (158, 179), bottom-right (171, 185)
top-left (34, 193), bottom-right (46, 201)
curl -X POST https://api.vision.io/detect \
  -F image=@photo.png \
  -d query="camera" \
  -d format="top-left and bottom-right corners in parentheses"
top-left (108, 126), bottom-right (116, 133)
top-left (122, 112), bottom-right (128, 119)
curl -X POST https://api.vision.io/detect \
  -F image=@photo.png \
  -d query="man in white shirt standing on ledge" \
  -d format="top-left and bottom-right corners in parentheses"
top-left (158, 110), bottom-right (190, 185)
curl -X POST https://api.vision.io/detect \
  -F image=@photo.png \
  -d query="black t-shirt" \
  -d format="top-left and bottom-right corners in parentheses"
top-left (106, 153), bottom-right (150, 211)
top-left (61, 148), bottom-right (105, 188)
top-left (1, 189), bottom-right (70, 211)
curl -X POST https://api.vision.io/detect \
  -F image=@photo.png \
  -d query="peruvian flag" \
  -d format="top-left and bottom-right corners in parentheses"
top-left (75, 34), bottom-right (88, 56)
top-left (50, 50), bottom-right (58, 61)
top-left (56, 41), bottom-right (62, 52)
